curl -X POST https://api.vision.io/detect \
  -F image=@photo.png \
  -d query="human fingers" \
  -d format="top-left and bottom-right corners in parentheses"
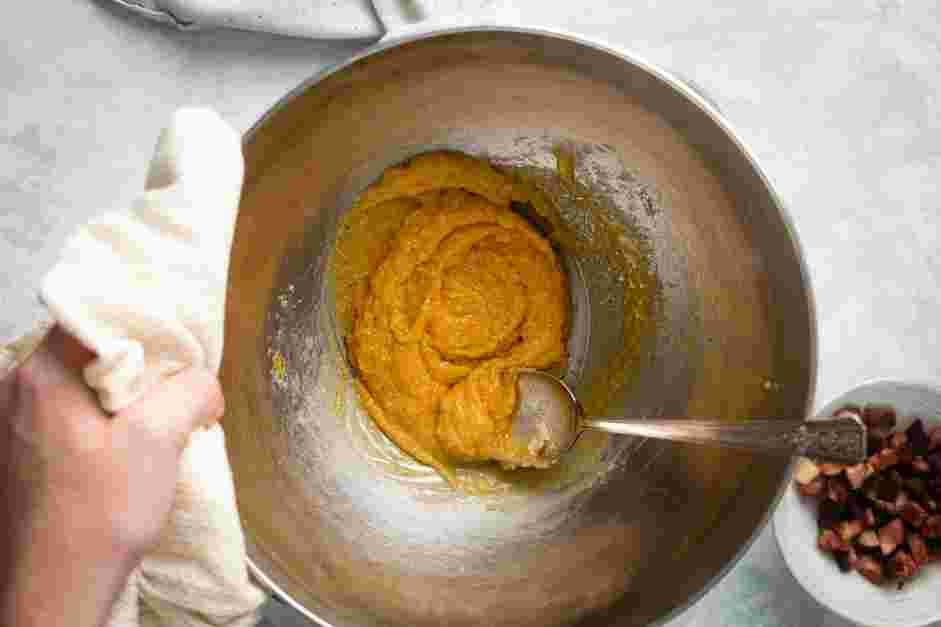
top-left (115, 367), bottom-right (224, 452)
top-left (41, 326), bottom-right (96, 372)
top-left (13, 326), bottom-right (102, 430)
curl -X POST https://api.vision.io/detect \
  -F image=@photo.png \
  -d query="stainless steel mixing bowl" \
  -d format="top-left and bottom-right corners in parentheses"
top-left (221, 27), bottom-right (816, 627)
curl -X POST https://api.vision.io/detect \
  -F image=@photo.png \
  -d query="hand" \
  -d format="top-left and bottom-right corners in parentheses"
top-left (0, 326), bottom-right (224, 627)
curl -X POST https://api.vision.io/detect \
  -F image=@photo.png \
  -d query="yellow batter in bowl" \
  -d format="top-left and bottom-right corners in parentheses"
top-left (345, 152), bottom-right (568, 483)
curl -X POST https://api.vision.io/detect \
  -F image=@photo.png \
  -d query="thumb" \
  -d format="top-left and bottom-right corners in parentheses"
top-left (116, 368), bottom-right (224, 452)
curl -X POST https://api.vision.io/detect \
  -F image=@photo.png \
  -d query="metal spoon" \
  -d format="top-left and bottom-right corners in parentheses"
top-left (511, 369), bottom-right (867, 466)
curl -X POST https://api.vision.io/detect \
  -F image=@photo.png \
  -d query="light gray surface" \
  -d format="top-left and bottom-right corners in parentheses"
top-left (3, 1), bottom-right (940, 626)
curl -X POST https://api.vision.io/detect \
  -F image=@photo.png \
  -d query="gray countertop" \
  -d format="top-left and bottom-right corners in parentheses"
top-left (4, 1), bottom-right (941, 626)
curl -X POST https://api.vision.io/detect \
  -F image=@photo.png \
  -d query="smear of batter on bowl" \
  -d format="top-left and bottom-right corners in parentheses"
top-left (344, 152), bottom-right (569, 483)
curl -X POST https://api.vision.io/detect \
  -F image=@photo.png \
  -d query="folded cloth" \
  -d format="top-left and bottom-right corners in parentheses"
top-left (110, 0), bottom-right (522, 39)
top-left (111, 0), bottom-right (384, 39)
top-left (40, 108), bottom-right (266, 627)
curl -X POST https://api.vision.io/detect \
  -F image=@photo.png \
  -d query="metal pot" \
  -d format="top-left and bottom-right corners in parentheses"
top-left (222, 27), bottom-right (816, 627)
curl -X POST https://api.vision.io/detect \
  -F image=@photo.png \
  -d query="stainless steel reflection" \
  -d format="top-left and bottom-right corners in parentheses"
top-left (221, 28), bottom-right (817, 627)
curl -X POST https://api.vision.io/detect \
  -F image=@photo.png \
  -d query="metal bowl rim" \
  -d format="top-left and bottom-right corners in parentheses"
top-left (239, 24), bottom-right (820, 627)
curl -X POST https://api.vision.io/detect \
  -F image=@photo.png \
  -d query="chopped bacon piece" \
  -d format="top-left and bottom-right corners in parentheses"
top-left (907, 419), bottom-right (931, 456)
top-left (845, 463), bottom-right (870, 490)
top-left (837, 519), bottom-right (864, 542)
top-left (819, 463), bottom-right (846, 477)
top-left (827, 476), bottom-right (850, 504)
top-left (887, 550), bottom-right (918, 580)
top-left (900, 501), bottom-right (927, 528)
top-left (908, 532), bottom-right (929, 565)
top-left (878, 519), bottom-right (905, 556)
top-left (921, 514), bottom-right (941, 538)
top-left (855, 555), bottom-right (884, 584)
top-left (890, 432), bottom-right (908, 449)
top-left (797, 475), bottom-right (825, 497)
top-left (929, 426), bottom-right (941, 450)
top-left (862, 405), bottom-right (896, 430)
top-left (819, 529), bottom-right (848, 553)
top-left (858, 529), bottom-right (879, 548)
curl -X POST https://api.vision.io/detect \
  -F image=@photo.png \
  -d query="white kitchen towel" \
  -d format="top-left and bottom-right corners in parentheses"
top-left (110, 0), bottom-right (522, 39)
top-left (40, 108), bottom-right (266, 627)
top-left (111, 0), bottom-right (384, 38)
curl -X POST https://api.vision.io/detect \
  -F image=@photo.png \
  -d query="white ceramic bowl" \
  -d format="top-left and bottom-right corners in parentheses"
top-left (774, 380), bottom-right (941, 627)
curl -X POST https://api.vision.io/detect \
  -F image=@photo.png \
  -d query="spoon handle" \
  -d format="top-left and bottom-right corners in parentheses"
top-left (582, 416), bottom-right (867, 464)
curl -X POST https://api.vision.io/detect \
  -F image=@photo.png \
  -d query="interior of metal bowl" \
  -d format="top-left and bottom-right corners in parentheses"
top-left (221, 28), bottom-right (816, 627)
